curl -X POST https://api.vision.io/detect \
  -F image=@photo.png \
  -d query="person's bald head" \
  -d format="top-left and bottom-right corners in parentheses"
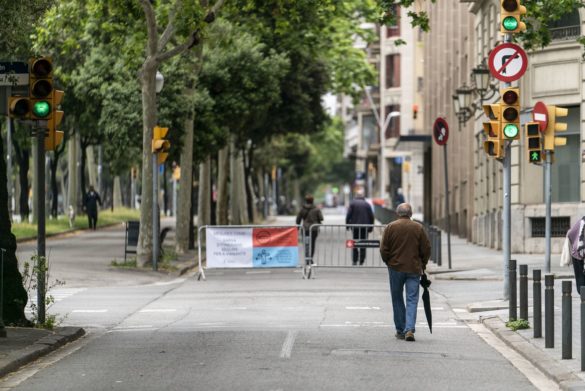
top-left (396, 203), bottom-right (412, 218)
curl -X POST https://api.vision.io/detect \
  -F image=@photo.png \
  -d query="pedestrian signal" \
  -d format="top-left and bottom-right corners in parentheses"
top-left (525, 122), bottom-right (542, 164)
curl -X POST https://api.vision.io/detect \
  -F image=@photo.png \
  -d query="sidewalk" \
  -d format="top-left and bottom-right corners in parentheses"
top-left (428, 233), bottom-right (585, 390)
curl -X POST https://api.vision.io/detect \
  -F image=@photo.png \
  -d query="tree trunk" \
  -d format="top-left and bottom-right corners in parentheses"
top-left (0, 127), bottom-right (29, 326)
top-left (175, 116), bottom-right (194, 254)
top-left (67, 133), bottom-right (78, 213)
top-left (216, 146), bottom-right (229, 225)
top-left (230, 142), bottom-right (248, 225)
top-left (49, 156), bottom-right (59, 218)
top-left (13, 143), bottom-right (30, 222)
top-left (113, 176), bottom-right (122, 210)
top-left (80, 141), bottom-right (87, 205)
top-left (87, 146), bottom-right (97, 189)
top-left (137, 59), bottom-right (157, 265)
top-left (197, 158), bottom-right (211, 227)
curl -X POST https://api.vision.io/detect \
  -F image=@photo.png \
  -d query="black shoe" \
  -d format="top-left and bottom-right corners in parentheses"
top-left (395, 332), bottom-right (405, 340)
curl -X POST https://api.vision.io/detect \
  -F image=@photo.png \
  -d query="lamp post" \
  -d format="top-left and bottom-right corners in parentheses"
top-left (152, 70), bottom-right (164, 271)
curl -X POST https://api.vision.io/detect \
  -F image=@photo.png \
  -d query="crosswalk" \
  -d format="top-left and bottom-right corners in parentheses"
top-left (25, 287), bottom-right (87, 314)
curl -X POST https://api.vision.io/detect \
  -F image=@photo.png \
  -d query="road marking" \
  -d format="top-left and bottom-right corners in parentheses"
top-left (453, 308), bottom-right (467, 313)
top-left (417, 307), bottom-right (444, 311)
top-left (71, 309), bottom-right (108, 313)
top-left (280, 331), bottom-right (298, 359)
top-left (139, 309), bottom-right (177, 313)
top-left (151, 278), bottom-right (186, 286)
top-left (346, 306), bottom-right (381, 310)
top-left (468, 323), bottom-right (560, 391)
top-left (246, 271), bottom-right (271, 274)
top-left (114, 325), bottom-right (154, 329)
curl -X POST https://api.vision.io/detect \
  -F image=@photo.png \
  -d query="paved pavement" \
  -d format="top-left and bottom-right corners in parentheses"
top-left (2, 214), bottom-right (585, 390)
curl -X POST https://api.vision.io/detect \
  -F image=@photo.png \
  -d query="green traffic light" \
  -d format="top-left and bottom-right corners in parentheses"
top-left (502, 16), bottom-right (519, 31)
top-left (503, 123), bottom-right (519, 139)
top-left (33, 101), bottom-right (51, 118)
top-left (530, 151), bottom-right (541, 162)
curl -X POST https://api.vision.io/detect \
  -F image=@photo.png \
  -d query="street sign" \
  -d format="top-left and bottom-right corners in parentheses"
top-left (0, 61), bottom-right (29, 86)
top-left (433, 117), bottom-right (449, 146)
top-left (488, 43), bottom-right (528, 83)
top-left (533, 101), bottom-right (548, 132)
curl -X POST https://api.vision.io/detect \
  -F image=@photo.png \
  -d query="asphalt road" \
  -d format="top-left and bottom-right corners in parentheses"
top-left (0, 211), bottom-right (548, 390)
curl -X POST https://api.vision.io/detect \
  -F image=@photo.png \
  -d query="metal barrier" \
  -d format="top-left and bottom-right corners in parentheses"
top-left (306, 224), bottom-right (387, 275)
top-left (196, 225), bottom-right (305, 281)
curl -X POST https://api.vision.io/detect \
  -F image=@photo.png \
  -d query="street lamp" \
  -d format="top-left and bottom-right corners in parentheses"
top-left (155, 71), bottom-right (164, 93)
top-left (452, 60), bottom-right (499, 127)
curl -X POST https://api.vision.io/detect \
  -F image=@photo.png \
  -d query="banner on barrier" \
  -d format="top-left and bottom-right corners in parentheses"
top-left (206, 227), bottom-right (299, 268)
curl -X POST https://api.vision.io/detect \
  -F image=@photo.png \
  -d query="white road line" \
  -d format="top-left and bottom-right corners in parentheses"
top-left (246, 271), bottom-right (272, 274)
top-left (346, 306), bottom-right (381, 310)
top-left (71, 309), bottom-right (108, 313)
top-left (151, 278), bottom-right (186, 286)
top-left (139, 309), bottom-right (177, 313)
top-left (280, 331), bottom-right (298, 359)
top-left (417, 307), bottom-right (444, 311)
top-left (114, 325), bottom-right (154, 329)
top-left (468, 323), bottom-right (560, 391)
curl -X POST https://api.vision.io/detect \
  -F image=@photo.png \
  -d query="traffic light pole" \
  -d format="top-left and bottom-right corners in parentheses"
top-left (544, 150), bottom-right (552, 272)
top-left (443, 144), bottom-right (452, 269)
top-left (35, 129), bottom-right (46, 324)
top-left (152, 154), bottom-right (159, 271)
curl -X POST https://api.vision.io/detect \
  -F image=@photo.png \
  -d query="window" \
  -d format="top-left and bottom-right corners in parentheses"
top-left (551, 105), bottom-right (580, 202)
top-left (385, 105), bottom-right (400, 139)
top-left (531, 217), bottom-right (570, 237)
top-left (387, 5), bottom-right (400, 38)
top-left (550, 10), bottom-right (581, 41)
top-left (362, 115), bottom-right (377, 149)
top-left (385, 54), bottom-right (400, 89)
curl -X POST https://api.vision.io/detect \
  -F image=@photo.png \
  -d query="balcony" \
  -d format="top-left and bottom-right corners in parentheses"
top-left (550, 25), bottom-right (581, 41)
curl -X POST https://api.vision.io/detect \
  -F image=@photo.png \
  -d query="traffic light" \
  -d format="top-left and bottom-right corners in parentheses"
top-left (500, 0), bottom-right (526, 34)
top-left (525, 122), bottom-right (542, 164)
top-left (152, 126), bottom-right (170, 164)
top-left (543, 105), bottom-right (568, 151)
top-left (482, 103), bottom-right (504, 159)
top-left (45, 90), bottom-right (64, 151)
top-left (500, 87), bottom-right (520, 141)
top-left (8, 96), bottom-right (31, 119)
top-left (29, 57), bottom-right (54, 120)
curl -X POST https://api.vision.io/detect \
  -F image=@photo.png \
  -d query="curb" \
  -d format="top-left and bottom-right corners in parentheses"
top-left (0, 327), bottom-right (85, 379)
top-left (481, 316), bottom-right (585, 391)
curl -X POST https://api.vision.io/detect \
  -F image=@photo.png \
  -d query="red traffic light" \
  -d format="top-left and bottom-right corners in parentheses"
top-left (31, 58), bottom-right (52, 77)
top-left (502, 89), bottom-right (518, 105)
top-left (502, 0), bottom-right (519, 12)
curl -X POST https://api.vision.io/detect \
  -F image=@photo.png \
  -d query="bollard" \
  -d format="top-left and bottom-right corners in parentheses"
top-left (533, 269), bottom-right (542, 338)
top-left (545, 274), bottom-right (554, 348)
top-left (509, 259), bottom-right (517, 321)
top-left (0, 248), bottom-right (5, 338)
top-left (581, 286), bottom-right (585, 371)
top-left (562, 281), bottom-right (572, 359)
top-left (437, 230), bottom-right (442, 267)
top-left (519, 264), bottom-right (528, 320)
top-left (429, 228), bottom-right (436, 263)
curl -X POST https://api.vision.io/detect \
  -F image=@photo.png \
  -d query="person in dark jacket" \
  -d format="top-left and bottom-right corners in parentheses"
top-left (84, 185), bottom-right (102, 230)
top-left (296, 194), bottom-right (324, 264)
top-left (346, 189), bottom-right (375, 265)
top-left (380, 203), bottom-right (431, 341)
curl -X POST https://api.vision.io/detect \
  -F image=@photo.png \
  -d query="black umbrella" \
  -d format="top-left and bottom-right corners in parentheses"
top-left (420, 272), bottom-right (432, 334)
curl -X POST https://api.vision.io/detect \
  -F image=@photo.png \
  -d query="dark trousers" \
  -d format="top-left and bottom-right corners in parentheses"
top-left (352, 227), bottom-right (368, 265)
top-left (88, 212), bottom-right (98, 230)
top-left (573, 257), bottom-right (585, 294)
top-left (304, 231), bottom-right (318, 264)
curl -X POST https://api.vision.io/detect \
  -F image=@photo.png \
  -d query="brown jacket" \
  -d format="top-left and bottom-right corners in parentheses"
top-left (380, 217), bottom-right (431, 274)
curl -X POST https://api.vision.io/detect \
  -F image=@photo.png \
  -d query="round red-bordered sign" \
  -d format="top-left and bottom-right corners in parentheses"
top-left (488, 43), bottom-right (528, 83)
top-left (433, 117), bottom-right (449, 146)
top-left (533, 101), bottom-right (548, 133)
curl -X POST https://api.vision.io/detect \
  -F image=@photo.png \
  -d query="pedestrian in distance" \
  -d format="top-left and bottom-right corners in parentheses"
top-left (296, 194), bottom-right (324, 265)
top-left (561, 216), bottom-right (585, 294)
top-left (346, 188), bottom-right (375, 265)
top-left (393, 187), bottom-right (405, 208)
top-left (83, 185), bottom-right (102, 230)
top-left (380, 203), bottom-right (431, 342)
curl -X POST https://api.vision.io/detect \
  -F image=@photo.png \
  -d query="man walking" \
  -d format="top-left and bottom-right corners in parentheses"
top-left (380, 203), bottom-right (430, 341)
top-left (296, 194), bottom-right (324, 264)
top-left (84, 185), bottom-right (102, 230)
top-left (346, 189), bottom-right (374, 265)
